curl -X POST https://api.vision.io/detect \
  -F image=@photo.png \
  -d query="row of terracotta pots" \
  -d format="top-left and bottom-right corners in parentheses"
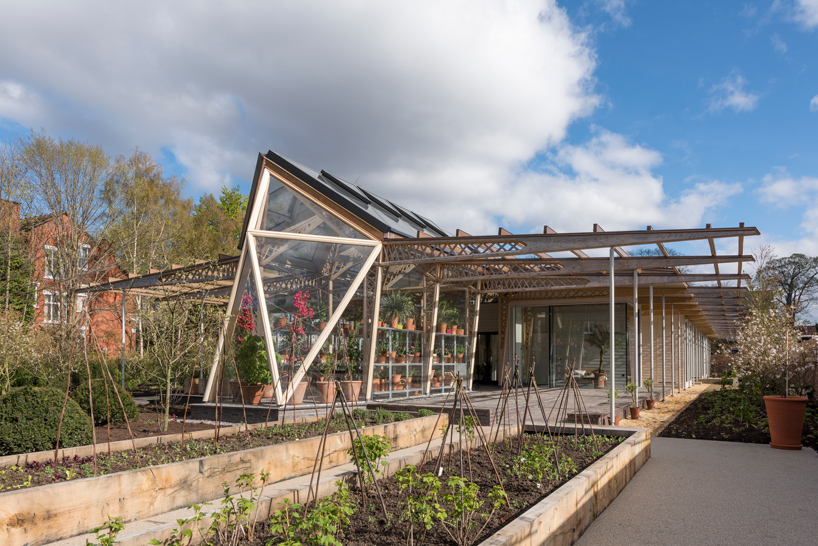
top-left (378, 318), bottom-right (417, 330)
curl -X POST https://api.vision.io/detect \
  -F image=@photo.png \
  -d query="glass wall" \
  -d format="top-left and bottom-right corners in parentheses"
top-left (510, 303), bottom-right (629, 390)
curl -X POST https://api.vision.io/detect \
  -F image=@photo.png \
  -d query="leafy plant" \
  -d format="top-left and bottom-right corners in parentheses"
top-left (268, 481), bottom-right (356, 546)
top-left (0, 386), bottom-right (93, 455)
top-left (624, 382), bottom-right (638, 407)
top-left (87, 515), bottom-right (124, 546)
top-left (347, 434), bottom-right (391, 483)
top-left (643, 377), bottom-right (653, 397)
top-left (417, 408), bottom-right (434, 418)
top-left (380, 292), bottom-right (415, 324)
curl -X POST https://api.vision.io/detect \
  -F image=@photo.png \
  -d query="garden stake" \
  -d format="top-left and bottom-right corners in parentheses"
top-left (336, 386), bottom-right (369, 506)
top-left (486, 366), bottom-right (508, 447)
top-left (53, 336), bottom-right (78, 469)
top-left (512, 355), bottom-right (523, 441)
top-left (433, 375), bottom-right (461, 478)
top-left (459, 385), bottom-right (510, 508)
top-left (182, 291), bottom-right (211, 440)
top-left (417, 383), bottom-right (453, 469)
top-left (227, 340), bottom-right (250, 433)
top-left (88, 316), bottom-right (144, 469)
top-left (303, 384), bottom-right (340, 514)
top-left (517, 360), bottom-right (539, 456)
top-left (526, 370), bottom-right (562, 481)
top-left (82, 331), bottom-right (98, 474)
top-left (337, 380), bottom-right (388, 518)
top-left (491, 366), bottom-right (512, 446)
top-left (103, 372), bottom-right (111, 457)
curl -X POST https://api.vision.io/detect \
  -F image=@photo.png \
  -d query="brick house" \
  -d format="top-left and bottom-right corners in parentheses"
top-left (0, 198), bottom-right (133, 355)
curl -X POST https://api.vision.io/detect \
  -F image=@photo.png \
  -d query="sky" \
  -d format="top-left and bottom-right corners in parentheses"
top-left (1, 0), bottom-right (818, 264)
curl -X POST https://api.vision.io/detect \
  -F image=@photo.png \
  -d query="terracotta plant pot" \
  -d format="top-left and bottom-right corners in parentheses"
top-left (279, 316), bottom-right (288, 327)
top-left (437, 323), bottom-right (447, 333)
top-left (375, 355), bottom-right (387, 364)
top-left (405, 318), bottom-right (415, 330)
top-left (450, 324), bottom-right (458, 333)
top-left (240, 384), bottom-right (264, 405)
top-left (457, 329), bottom-right (465, 335)
top-left (391, 374), bottom-right (403, 386)
top-left (645, 399), bottom-right (656, 410)
top-left (389, 316), bottom-right (399, 329)
top-left (390, 350), bottom-right (397, 361)
top-left (614, 415), bottom-right (621, 426)
top-left (314, 380), bottom-right (333, 404)
top-left (456, 354), bottom-right (464, 363)
top-left (433, 378), bottom-right (442, 388)
top-left (282, 381), bottom-right (307, 405)
top-left (592, 373), bottom-right (607, 389)
top-left (629, 406), bottom-right (640, 420)
top-left (764, 395), bottom-right (808, 450)
top-left (395, 356), bottom-right (406, 364)
top-left (318, 321), bottom-right (327, 330)
top-left (340, 380), bottom-right (362, 402)
top-left (378, 320), bottom-right (384, 327)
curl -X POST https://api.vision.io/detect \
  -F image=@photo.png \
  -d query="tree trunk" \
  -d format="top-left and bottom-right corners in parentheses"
top-left (162, 366), bottom-right (171, 432)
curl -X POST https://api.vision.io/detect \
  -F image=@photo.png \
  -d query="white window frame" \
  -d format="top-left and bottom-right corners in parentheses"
top-left (78, 243), bottom-right (90, 271)
top-left (44, 245), bottom-right (58, 279)
top-left (31, 282), bottom-right (39, 308)
top-left (43, 290), bottom-right (61, 324)
top-left (76, 293), bottom-right (87, 314)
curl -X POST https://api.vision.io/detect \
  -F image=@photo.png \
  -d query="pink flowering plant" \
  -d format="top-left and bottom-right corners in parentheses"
top-left (234, 293), bottom-right (270, 384)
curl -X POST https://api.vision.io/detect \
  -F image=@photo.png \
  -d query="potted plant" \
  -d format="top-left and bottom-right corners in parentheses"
top-left (314, 344), bottom-right (335, 404)
top-left (625, 382), bottom-right (640, 419)
top-left (456, 346), bottom-right (466, 363)
top-left (763, 330), bottom-right (809, 450)
top-left (235, 334), bottom-right (272, 405)
top-left (375, 342), bottom-right (388, 363)
top-left (395, 346), bottom-right (407, 364)
top-left (314, 301), bottom-right (329, 331)
top-left (380, 292), bottom-right (414, 329)
top-left (643, 378), bottom-right (655, 409)
top-left (339, 355), bottom-right (362, 403)
top-left (437, 300), bottom-right (458, 333)
top-left (585, 325), bottom-right (611, 388)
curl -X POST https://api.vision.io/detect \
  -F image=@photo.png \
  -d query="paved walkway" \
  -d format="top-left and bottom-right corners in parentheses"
top-left (576, 437), bottom-right (818, 545)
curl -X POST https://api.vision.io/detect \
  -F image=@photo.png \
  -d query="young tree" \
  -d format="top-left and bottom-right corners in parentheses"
top-left (0, 139), bottom-right (34, 317)
top-left (140, 289), bottom-right (219, 431)
top-left (103, 150), bottom-right (193, 274)
top-left (187, 185), bottom-right (247, 260)
top-left (21, 130), bottom-right (119, 355)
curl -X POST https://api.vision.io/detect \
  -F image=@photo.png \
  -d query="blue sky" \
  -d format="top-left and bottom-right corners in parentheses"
top-left (1, 0), bottom-right (817, 261)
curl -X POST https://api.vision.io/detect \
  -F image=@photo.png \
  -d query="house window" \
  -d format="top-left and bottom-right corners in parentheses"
top-left (76, 294), bottom-right (87, 314)
top-left (43, 291), bottom-right (60, 323)
top-left (31, 283), bottom-right (39, 307)
top-left (44, 246), bottom-right (59, 279)
top-left (78, 244), bottom-right (90, 270)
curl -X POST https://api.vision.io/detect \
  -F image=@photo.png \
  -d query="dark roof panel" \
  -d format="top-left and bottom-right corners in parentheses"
top-left (260, 151), bottom-right (450, 239)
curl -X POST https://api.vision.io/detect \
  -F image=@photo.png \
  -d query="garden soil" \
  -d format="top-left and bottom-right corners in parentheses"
top-left (618, 382), bottom-right (721, 435)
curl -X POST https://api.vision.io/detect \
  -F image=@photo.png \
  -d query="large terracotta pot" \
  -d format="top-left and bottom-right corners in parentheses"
top-left (592, 373), bottom-right (607, 389)
top-left (437, 323), bottom-right (447, 333)
top-left (314, 380), bottom-right (333, 404)
top-left (764, 395), bottom-right (808, 450)
top-left (240, 384), bottom-right (265, 405)
top-left (629, 406), bottom-right (640, 419)
top-left (282, 381), bottom-right (308, 405)
top-left (645, 399), bottom-right (656, 410)
top-left (375, 355), bottom-right (387, 364)
top-left (395, 356), bottom-right (406, 364)
top-left (405, 318), bottom-right (415, 330)
top-left (340, 380), bottom-right (362, 402)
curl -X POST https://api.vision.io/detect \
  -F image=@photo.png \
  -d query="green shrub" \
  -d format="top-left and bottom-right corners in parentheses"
top-left (72, 379), bottom-right (139, 425)
top-left (0, 386), bottom-right (93, 455)
top-left (417, 408), bottom-right (434, 418)
top-left (10, 367), bottom-right (48, 388)
top-left (393, 411), bottom-right (412, 421)
top-left (373, 407), bottom-right (394, 424)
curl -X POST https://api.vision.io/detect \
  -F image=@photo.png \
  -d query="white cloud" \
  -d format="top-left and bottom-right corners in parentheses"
top-left (597, 0), bottom-right (632, 28)
top-left (810, 95), bottom-right (818, 112)
top-left (707, 70), bottom-right (760, 113)
top-left (793, 0), bottom-right (818, 28)
top-left (757, 167), bottom-right (818, 207)
top-left (770, 33), bottom-right (788, 53)
top-left (0, 0), bottom-right (599, 207)
top-left (487, 129), bottom-right (742, 233)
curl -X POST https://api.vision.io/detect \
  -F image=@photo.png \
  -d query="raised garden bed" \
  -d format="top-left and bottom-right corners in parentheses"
top-left (142, 426), bottom-right (649, 546)
top-left (659, 388), bottom-right (818, 451)
top-left (0, 411), bottom-right (444, 546)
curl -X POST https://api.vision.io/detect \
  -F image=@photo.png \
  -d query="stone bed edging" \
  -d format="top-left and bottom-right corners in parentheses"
top-left (0, 413), bottom-right (327, 468)
top-left (66, 424), bottom-right (648, 546)
top-left (0, 414), bottom-right (445, 546)
top-left (482, 425), bottom-right (651, 546)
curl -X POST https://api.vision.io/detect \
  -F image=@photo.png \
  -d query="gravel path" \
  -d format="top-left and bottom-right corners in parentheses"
top-left (618, 382), bottom-right (721, 436)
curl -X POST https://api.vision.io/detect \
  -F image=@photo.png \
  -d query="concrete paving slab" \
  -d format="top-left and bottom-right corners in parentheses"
top-left (575, 437), bottom-right (818, 546)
